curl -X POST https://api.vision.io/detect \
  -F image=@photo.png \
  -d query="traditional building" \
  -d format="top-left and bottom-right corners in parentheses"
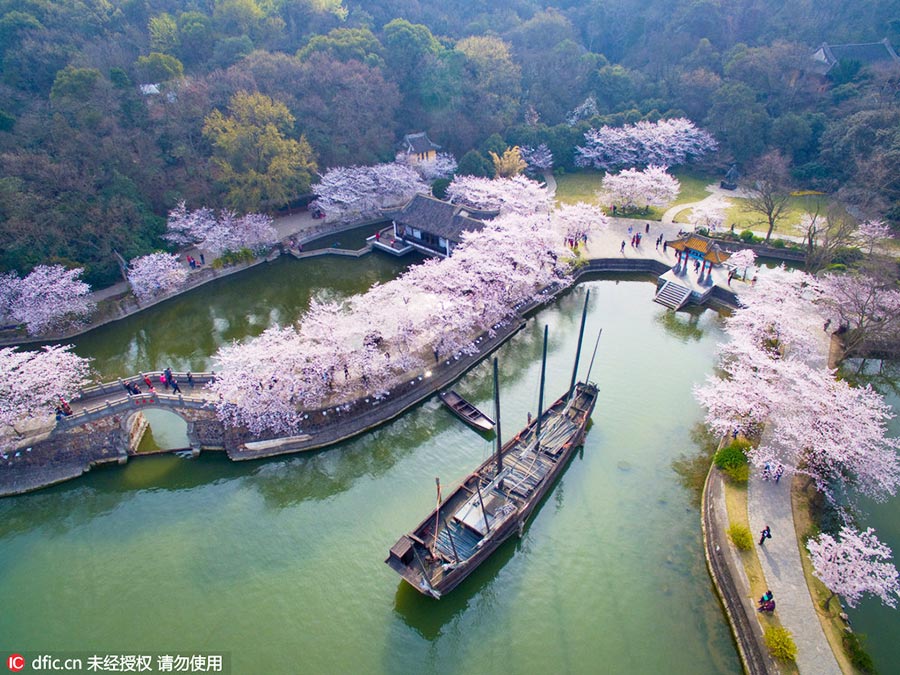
top-left (398, 132), bottom-right (441, 164)
top-left (390, 194), bottom-right (495, 257)
top-left (654, 233), bottom-right (732, 309)
top-left (811, 38), bottom-right (900, 75)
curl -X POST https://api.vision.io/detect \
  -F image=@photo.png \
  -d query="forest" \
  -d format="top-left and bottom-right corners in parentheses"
top-left (0, 0), bottom-right (898, 286)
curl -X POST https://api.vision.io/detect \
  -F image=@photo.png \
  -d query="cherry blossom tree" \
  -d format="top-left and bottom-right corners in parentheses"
top-left (312, 163), bottom-right (428, 223)
top-left (576, 118), bottom-right (717, 170)
top-left (0, 345), bottom-right (91, 445)
top-left (209, 182), bottom-right (603, 434)
top-left (405, 153), bottom-right (457, 182)
top-left (598, 165), bottom-right (680, 213)
top-left (202, 211), bottom-right (278, 256)
top-left (520, 144), bottom-right (554, 173)
top-left (854, 219), bottom-right (893, 255)
top-left (818, 271), bottom-right (900, 358)
top-left (553, 202), bottom-right (608, 242)
top-left (807, 527), bottom-right (900, 609)
top-left (726, 248), bottom-right (757, 272)
top-left (2, 265), bottom-right (95, 336)
top-left (566, 96), bottom-right (598, 126)
top-left (164, 203), bottom-right (277, 256)
top-left (688, 196), bottom-right (728, 231)
top-left (163, 201), bottom-right (217, 247)
top-left (446, 175), bottom-right (552, 216)
top-left (127, 252), bottom-right (190, 302)
top-left (695, 264), bottom-right (900, 519)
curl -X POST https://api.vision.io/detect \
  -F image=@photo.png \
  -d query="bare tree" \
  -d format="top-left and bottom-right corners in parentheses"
top-left (741, 151), bottom-right (792, 243)
top-left (803, 207), bottom-right (859, 273)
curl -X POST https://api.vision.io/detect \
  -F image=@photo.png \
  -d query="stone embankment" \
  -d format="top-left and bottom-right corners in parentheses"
top-left (0, 257), bottom-right (709, 497)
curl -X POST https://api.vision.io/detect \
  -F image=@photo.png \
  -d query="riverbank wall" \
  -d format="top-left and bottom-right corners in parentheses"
top-left (0, 257), bottom-right (730, 497)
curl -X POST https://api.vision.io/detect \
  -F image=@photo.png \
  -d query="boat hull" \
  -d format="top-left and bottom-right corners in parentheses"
top-left (386, 381), bottom-right (598, 598)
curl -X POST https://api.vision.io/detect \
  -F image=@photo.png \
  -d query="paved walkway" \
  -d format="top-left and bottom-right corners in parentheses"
top-left (747, 320), bottom-right (841, 674)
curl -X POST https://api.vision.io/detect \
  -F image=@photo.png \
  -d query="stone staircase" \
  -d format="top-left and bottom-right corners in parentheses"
top-left (654, 279), bottom-right (693, 310)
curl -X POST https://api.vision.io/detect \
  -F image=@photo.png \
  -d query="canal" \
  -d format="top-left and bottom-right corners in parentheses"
top-left (0, 254), bottom-right (896, 673)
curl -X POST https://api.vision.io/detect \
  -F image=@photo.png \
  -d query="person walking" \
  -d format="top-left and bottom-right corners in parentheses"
top-left (759, 525), bottom-right (772, 546)
top-left (645, 222), bottom-right (650, 234)
top-left (774, 463), bottom-right (784, 483)
top-left (620, 240), bottom-right (626, 254)
top-left (170, 377), bottom-right (182, 394)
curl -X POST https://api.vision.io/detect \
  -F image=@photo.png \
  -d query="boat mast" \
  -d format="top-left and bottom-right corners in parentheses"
top-left (569, 290), bottom-right (590, 398)
top-left (584, 328), bottom-right (603, 385)
top-left (493, 357), bottom-right (503, 481)
top-left (535, 324), bottom-right (548, 450)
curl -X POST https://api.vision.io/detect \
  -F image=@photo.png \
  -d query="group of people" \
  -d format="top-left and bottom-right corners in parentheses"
top-left (55, 397), bottom-right (73, 420)
top-left (762, 462), bottom-right (785, 483)
top-left (757, 589), bottom-right (776, 613)
top-left (186, 254), bottom-right (204, 269)
top-left (129, 368), bottom-right (193, 396)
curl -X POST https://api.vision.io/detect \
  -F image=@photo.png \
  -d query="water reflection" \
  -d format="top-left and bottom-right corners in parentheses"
top-left (390, 534), bottom-right (521, 642)
top-left (656, 306), bottom-right (709, 342)
top-left (69, 255), bottom-right (414, 378)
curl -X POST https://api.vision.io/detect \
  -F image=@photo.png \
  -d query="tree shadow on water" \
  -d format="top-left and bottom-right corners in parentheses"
top-left (671, 422), bottom-right (719, 509)
top-left (389, 534), bottom-right (520, 643)
top-left (655, 307), bottom-right (708, 343)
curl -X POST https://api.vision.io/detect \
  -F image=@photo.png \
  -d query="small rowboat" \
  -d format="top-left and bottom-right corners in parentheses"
top-left (439, 390), bottom-right (495, 432)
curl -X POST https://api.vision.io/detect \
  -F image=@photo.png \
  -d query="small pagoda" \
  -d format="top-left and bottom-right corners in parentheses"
top-left (668, 233), bottom-right (731, 279)
top-left (654, 233), bottom-right (732, 309)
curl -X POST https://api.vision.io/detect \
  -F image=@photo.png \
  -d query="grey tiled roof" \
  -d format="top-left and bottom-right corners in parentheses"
top-left (395, 194), bottom-right (489, 243)
top-left (401, 132), bottom-right (440, 155)
top-left (813, 38), bottom-right (900, 73)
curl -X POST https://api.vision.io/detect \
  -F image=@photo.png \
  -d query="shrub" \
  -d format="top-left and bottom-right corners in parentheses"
top-left (728, 524), bottom-right (753, 550)
top-left (842, 632), bottom-right (876, 673)
top-left (764, 626), bottom-right (797, 661)
top-left (770, 239), bottom-right (786, 249)
top-left (831, 246), bottom-right (864, 267)
top-left (715, 438), bottom-right (751, 483)
top-left (739, 230), bottom-right (756, 243)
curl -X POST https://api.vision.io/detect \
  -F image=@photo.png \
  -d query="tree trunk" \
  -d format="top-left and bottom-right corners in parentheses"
top-left (765, 217), bottom-right (775, 243)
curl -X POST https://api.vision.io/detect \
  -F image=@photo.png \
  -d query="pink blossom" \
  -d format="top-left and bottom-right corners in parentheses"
top-left (520, 144), bottom-right (554, 172)
top-left (576, 118), bottom-right (717, 170)
top-left (598, 165), bottom-right (680, 212)
top-left (404, 153), bottom-right (458, 181)
top-left (807, 527), bottom-right (900, 609)
top-left (4, 265), bottom-right (94, 336)
top-left (726, 248), bottom-right (757, 271)
top-left (0, 345), bottom-right (92, 443)
top-left (127, 252), bottom-right (190, 302)
top-left (313, 163), bottom-right (429, 223)
top-left (446, 175), bottom-right (552, 216)
top-left (209, 187), bottom-right (585, 434)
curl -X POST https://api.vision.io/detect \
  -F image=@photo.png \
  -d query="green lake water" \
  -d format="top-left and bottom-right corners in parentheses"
top-left (1, 254), bottom-right (897, 673)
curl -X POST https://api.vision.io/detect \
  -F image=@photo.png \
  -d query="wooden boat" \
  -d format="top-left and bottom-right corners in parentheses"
top-left (386, 293), bottom-right (600, 599)
top-left (439, 390), bottom-right (495, 432)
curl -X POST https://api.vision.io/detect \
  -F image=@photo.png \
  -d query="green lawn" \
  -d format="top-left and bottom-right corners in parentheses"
top-left (555, 169), bottom-right (719, 220)
top-left (721, 194), bottom-right (828, 238)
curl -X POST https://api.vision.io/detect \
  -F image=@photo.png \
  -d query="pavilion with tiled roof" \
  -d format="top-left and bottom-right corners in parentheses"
top-left (653, 233), bottom-right (733, 309)
top-left (668, 233), bottom-right (731, 272)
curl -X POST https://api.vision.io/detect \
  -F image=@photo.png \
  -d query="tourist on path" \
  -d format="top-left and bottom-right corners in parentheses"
top-left (759, 525), bottom-right (772, 545)
top-left (171, 377), bottom-right (182, 394)
top-left (620, 240), bottom-right (626, 254)
top-left (774, 463), bottom-right (784, 483)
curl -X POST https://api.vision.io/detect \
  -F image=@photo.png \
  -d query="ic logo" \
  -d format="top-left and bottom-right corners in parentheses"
top-left (7, 654), bottom-right (24, 672)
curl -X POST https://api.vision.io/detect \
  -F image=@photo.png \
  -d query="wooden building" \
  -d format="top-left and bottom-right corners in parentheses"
top-left (391, 194), bottom-right (495, 257)
top-left (398, 132), bottom-right (441, 164)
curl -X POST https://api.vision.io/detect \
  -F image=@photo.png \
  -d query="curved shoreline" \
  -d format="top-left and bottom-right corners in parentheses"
top-left (0, 218), bottom-right (388, 348)
top-left (0, 258), bottom-right (734, 498)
